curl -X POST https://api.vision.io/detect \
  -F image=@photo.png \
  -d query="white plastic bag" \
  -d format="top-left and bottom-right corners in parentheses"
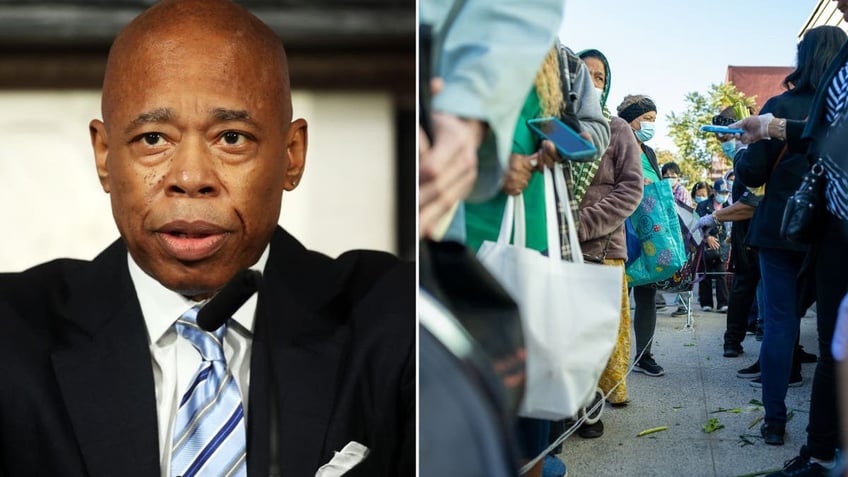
top-left (478, 164), bottom-right (621, 420)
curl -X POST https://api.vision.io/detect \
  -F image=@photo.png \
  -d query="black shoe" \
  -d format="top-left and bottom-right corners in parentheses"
top-left (797, 346), bottom-right (817, 364)
top-left (737, 361), bottom-right (760, 379)
top-left (746, 323), bottom-right (758, 335)
top-left (634, 356), bottom-right (665, 376)
top-left (749, 373), bottom-right (803, 388)
top-left (608, 399), bottom-right (629, 408)
top-left (723, 345), bottom-right (743, 357)
top-left (765, 447), bottom-right (830, 476)
top-left (578, 419), bottom-right (604, 439)
top-left (671, 306), bottom-right (687, 317)
top-left (760, 421), bottom-right (785, 446)
top-left (755, 327), bottom-right (764, 341)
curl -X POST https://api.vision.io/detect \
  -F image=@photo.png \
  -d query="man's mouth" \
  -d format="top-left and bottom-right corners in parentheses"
top-left (156, 221), bottom-right (229, 261)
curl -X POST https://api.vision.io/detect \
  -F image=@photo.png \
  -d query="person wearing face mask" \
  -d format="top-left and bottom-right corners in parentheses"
top-left (695, 179), bottom-right (731, 313)
top-left (616, 95), bottom-right (666, 377)
top-left (725, 170), bottom-right (736, 199)
top-left (703, 108), bottom-right (762, 358)
top-left (691, 181), bottom-right (710, 205)
top-left (662, 162), bottom-right (692, 208)
top-left (559, 49), bottom-right (643, 438)
top-left (731, 25), bottom-right (847, 460)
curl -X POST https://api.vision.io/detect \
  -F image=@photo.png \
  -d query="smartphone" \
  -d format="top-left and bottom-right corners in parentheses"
top-left (700, 125), bottom-right (744, 135)
top-left (527, 117), bottom-right (597, 162)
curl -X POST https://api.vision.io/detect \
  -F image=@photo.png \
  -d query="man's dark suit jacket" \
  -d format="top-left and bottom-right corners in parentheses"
top-left (0, 227), bottom-right (414, 476)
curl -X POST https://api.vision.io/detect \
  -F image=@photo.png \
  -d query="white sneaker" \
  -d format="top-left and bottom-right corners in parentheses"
top-left (702, 306), bottom-right (712, 312)
top-left (718, 306), bottom-right (728, 313)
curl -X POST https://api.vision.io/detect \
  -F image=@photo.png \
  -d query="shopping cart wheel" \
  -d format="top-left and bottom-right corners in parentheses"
top-left (578, 387), bottom-right (604, 425)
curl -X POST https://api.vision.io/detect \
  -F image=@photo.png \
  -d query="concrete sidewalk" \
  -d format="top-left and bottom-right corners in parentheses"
top-left (557, 301), bottom-right (820, 477)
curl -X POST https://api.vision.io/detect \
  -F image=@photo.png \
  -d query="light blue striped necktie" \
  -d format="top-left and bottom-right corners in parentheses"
top-left (171, 306), bottom-right (247, 477)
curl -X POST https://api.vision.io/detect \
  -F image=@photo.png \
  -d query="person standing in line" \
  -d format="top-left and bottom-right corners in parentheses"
top-left (695, 179), bottom-right (731, 313)
top-left (569, 48), bottom-right (643, 438)
top-left (662, 162), bottom-right (692, 208)
top-left (733, 24), bottom-right (847, 451)
top-left (691, 181), bottom-right (711, 204)
top-left (733, 1), bottom-right (848, 470)
top-left (617, 94), bottom-right (665, 377)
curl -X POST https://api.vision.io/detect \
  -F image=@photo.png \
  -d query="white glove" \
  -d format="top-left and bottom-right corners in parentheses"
top-left (697, 214), bottom-right (718, 231)
top-left (731, 113), bottom-right (773, 144)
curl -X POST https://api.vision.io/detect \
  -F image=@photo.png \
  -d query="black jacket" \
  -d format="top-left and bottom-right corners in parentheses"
top-left (0, 227), bottom-right (415, 477)
top-left (735, 90), bottom-right (813, 252)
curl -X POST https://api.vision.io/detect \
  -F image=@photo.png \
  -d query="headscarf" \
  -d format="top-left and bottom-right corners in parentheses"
top-left (570, 48), bottom-right (611, 205)
top-left (617, 97), bottom-right (657, 124)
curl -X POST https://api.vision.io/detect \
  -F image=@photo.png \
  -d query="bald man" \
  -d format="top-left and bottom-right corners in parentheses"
top-left (0, 1), bottom-right (414, 476)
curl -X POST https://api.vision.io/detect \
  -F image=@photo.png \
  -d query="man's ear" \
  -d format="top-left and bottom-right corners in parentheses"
top-left (283, 118), bottom-right (308, 190)
top-left (90, 119), bottom-right (111, 193)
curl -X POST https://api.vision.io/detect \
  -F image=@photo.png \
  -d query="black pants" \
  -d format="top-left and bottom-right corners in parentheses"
top-left (724, 233), bottom-right (760, 348)
top-left (633, 285), bottom-right (657, 358)
top-left (806, 215), bottom-right (847, 461)
top-left (699, 256), bottom-right (729, 308)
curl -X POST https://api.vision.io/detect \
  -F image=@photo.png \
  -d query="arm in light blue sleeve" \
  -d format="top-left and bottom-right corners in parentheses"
top-left (423, 0), bottom-right (566, 202)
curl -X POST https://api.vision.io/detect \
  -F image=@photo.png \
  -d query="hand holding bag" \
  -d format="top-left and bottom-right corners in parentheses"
top-left (477, 164), bottom-right (622, 420)
top-left (781, 157), bottom-right (826, 244)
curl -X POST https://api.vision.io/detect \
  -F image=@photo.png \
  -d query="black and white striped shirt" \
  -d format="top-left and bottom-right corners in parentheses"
top-left (823, 60), bottom-right (848, 220)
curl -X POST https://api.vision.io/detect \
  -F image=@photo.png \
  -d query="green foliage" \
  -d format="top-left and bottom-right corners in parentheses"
top-left (666, 82), bottom-right (757, 172)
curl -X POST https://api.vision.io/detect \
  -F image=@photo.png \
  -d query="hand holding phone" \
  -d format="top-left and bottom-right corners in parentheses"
top-left (700, 125), bottom-right (744, 135)
top-left (527, 117), bottom-right (597, 162)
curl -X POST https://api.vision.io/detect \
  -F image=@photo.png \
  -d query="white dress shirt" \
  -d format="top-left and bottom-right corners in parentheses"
top-left (128, 248), bottom-right (268, 477)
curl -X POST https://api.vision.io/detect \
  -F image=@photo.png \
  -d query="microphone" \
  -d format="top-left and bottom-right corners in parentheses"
top-left (197, 269), bottom-right (263, 331)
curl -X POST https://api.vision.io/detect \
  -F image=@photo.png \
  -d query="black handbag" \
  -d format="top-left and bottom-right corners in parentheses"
top-left (781, 157), bottom-right (826, 243)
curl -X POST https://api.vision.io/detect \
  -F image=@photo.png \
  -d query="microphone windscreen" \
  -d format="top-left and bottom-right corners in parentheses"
top-left (197, 269), bottom-right (262, 331)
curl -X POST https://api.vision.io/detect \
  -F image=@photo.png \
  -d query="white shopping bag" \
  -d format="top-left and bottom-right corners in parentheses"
top-left (478, 164), bottom-right (621, 420)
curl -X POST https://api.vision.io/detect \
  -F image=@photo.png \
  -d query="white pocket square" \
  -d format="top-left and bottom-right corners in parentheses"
top-left (315, 441), bottom-right (370, 477)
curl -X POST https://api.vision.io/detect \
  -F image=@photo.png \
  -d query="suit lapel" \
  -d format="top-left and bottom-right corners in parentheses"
top-left (248, 228), bottom-right (352, 476)
top-left (51, 241), bottom-right (160, 477)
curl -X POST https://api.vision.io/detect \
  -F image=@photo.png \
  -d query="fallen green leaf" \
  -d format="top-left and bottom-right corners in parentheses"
top-left (787, 410), bottom-right (795, 423)
top-left (710, 407), bottom-right (742, 414)
top-left (738, 435), bottom-right (756, 447)
top-left (703, 417), bottom-right (724, 433)
top-left (749, 399), bottom-right (763, 406)
top-left (672, 406), bottom-right (683, 411)
top-left (637, 426), bottom-right (668, 437)
top-left (748, 415), bottom-right (763, 429)
top-left (684, 343), bottom-right (696, 347)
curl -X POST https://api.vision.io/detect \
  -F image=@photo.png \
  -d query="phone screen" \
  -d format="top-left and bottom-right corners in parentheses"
top-left (527, 117), bottom-right (596, 161)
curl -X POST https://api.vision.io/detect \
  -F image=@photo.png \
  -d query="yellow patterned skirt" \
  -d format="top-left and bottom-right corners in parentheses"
top-left (597, 258), bottom-right (631, 404)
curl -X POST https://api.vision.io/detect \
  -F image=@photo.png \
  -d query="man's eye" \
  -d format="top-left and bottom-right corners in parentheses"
top-left (222, 132), bottom-right (244, 145)
top-left (142, 133), bottom-right (164, 146)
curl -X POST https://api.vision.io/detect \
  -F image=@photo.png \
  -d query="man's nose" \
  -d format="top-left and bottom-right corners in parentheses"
top-left (165, 140), bottom-right (220, 197)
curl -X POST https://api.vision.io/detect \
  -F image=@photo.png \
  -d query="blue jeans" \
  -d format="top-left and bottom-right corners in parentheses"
top-left (758, 248), bottom-right (805, 424)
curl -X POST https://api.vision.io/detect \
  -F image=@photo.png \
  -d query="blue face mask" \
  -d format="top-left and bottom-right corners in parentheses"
top-left (721, 140), bottom-right (737, 159)
top-left (634, 121), bottom-right (655, 142)
top-left (716, 194), bottom-right (729, 203)
top-left (726, 180), bottom-right (734, 190)
top-left (694, 196), bottom-right (707, 204)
